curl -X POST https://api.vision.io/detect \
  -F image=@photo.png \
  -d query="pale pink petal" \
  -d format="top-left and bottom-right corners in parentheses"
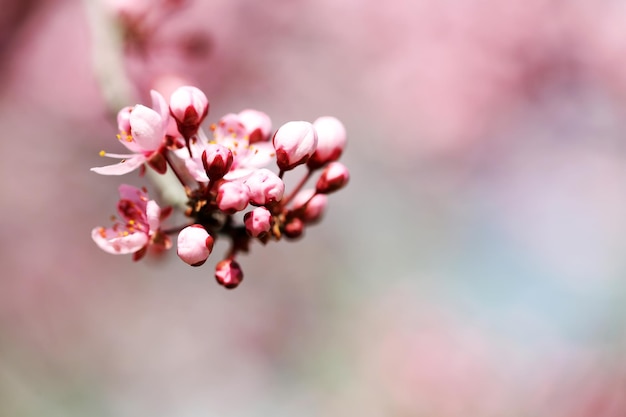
top-left (214, 113), bottom-right (247, 148)
top-left (129, 105), bottom-right (165, 151)
top-left (238, 109), bottom-right (272, 142)
top-left (118, 184), bottom-right (148, 214)
top-left (223, 168), bottom-right (254, 181)
top-left (117, 106), bottom-right (133, 133)
top-left (183, 158), bottom-right (209, 182)
top-left (239, 141), bottom-right (275, 169)
top-left (145, 200), bottom-right (161, 232)
top-left (90, 154), bottom-right (147, 175)
top-left (174, 139), bottom-right (211, 182)
top-left (91, 227), bottom-right (149, 255)
top-left (150, 89), bottom-right (170, 132)
top-left (117, 131), bottom-right (145, 153)
top-left (118, 184), bottom-right (146, 201)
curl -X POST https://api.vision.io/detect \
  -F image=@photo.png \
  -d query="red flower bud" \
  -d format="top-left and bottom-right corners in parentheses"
top-left (215, 259), bottom-right (243, 289)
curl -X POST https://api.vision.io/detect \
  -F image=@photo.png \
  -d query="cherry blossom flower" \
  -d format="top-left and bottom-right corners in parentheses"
top-left (91, 85), bottom-right (348, 288)
top-left (91, 185), bottom-right (171, 260)
top-left (174, 112), bottom-right (275, 182)
top-left (91, 90), bottom-right (170, 175)
top-left (210, 113), bottom-right (276, 179)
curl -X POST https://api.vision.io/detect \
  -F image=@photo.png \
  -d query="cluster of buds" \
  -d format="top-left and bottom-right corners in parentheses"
top-left (91, 86), bottom-right (349, 289)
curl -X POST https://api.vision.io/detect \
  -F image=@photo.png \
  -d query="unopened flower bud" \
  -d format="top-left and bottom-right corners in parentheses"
top-left (217, 181), bottom-right (249, 214)
top-left (307, 116), bottom-right (347, 169)
top-left (272, 121), bottom-right (318, 171)
top-left (238, 109), bottom-right (272, 143)
top-left (243, 168), bottom-right (284, 206)
top-left (316, 162), bottom-right (350, 194)
top-left (244, 206), bottom-right (272, 237)
top-left (169, 86), bottom-right (209, 138)
top-left (291, 189), bottom-right (328, 223)
top-left (177, 224), bottom-right (214, 266)
top-left (215, 259), bottom-right (243, 289)
top-left (202, 144), bottom-right (233, 180)
top-left (284, 217), bottom-right (305, 239)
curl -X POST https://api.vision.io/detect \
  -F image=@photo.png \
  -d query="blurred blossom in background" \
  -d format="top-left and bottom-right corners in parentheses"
top-left (1, 0), bottom-right (626, 416)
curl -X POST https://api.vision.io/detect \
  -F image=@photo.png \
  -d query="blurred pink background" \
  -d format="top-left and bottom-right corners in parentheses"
top-left (1, 0), bottom-right (626, 415)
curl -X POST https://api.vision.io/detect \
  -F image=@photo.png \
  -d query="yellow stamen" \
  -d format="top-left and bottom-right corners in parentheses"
top-left (99, 150), bottom-right (106, 157)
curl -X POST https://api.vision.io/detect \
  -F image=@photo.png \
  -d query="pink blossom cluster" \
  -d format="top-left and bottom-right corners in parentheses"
top-left (91, 86), bottom-right (349, 289)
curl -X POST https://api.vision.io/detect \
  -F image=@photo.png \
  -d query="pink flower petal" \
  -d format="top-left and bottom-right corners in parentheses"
top-left (117, 184), bottom-right (149, 215)
top-left (129, 105), bottom-right (165, 151)
top-left (118, 184), bottom-right (146, 201)
top-left (91, 227), bottom-right (149, 255)
top-left (240, 141), bottom-right (275, 169)
top-left (145, 200), bottom-right (161, 232)
top-left (90, 154), bottom-right (147, 175)
top-left (150, 90), bottom-right (170, 133)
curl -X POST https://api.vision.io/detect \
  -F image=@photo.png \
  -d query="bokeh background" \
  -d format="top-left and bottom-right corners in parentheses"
top-left (2, 0), bottom-right (626, 415)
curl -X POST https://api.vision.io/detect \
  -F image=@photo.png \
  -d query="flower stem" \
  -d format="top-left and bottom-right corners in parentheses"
top-left (164, 149), bottom-right (192, 193)
top-left (282, 169), bottom-right (313, 206)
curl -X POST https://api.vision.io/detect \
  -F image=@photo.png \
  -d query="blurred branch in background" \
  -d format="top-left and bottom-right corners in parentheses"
top-left (0, 0), bottom-right (43, 91)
